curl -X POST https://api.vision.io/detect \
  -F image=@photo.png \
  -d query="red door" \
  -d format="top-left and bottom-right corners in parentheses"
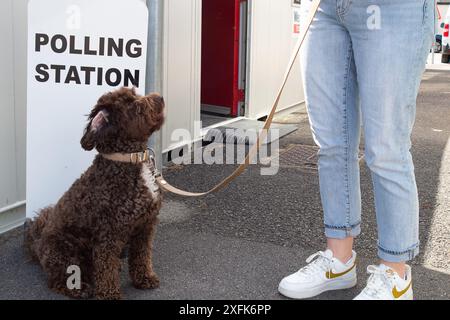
top-left (201, 0), bottom-right (242, 117)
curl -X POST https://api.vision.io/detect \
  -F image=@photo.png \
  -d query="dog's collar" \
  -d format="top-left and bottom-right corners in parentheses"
top-left (101, 149), bottom-right (151, 164)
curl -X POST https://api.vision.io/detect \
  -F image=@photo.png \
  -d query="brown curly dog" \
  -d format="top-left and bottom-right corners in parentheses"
top-left (24, 87), bottom-right (165, 299)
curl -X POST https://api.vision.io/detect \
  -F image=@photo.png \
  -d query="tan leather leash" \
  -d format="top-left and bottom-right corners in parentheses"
top-left (155, 0), bottom-right (321, 197)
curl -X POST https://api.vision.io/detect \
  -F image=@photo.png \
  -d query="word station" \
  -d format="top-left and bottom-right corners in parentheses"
top-left (32, 33), bottom-right (143, 87)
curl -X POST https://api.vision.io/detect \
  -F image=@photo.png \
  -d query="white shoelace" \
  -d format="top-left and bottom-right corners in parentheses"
top-left (297, 251), bottom-right (332, 276)
top-left (362, 265), bottom-right (396, 298)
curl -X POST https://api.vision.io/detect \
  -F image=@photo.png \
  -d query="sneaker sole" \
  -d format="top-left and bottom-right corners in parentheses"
top-left (278, 277), bottom-right (357, 300)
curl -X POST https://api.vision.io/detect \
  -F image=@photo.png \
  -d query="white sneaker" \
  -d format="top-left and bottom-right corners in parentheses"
top-left (278, 249), bottom-right (357, 299)
top-left (353, 264), bottom-right (413, 300)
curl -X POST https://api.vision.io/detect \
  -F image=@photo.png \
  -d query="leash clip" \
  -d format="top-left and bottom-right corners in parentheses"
top-left (147, 148), bottom-right (161, 177)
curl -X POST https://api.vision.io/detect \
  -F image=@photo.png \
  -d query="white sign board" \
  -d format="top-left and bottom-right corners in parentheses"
top-left (26, 0), bottom-right (148, 217)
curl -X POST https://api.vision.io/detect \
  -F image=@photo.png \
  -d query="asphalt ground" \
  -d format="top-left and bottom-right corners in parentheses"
top-left (0, 70), bottom-right (449, 300)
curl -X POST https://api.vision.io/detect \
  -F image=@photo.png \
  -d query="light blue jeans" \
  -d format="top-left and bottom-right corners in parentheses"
top-left (300, 0), bottom-right (434, 262)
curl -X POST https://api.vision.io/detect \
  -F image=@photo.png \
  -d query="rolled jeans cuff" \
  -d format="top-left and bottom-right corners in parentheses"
top-left (324, 222), bottom-right (361, 239)
top-left (377, 242), bottom-right (420, 263)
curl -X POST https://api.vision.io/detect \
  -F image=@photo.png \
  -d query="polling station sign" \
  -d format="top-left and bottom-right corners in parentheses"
top-left (26, 0), bottom-right (148, 217)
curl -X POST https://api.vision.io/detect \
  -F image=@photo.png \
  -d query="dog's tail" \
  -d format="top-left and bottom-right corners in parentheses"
top-left (23, 206), bottom-right (53, 261)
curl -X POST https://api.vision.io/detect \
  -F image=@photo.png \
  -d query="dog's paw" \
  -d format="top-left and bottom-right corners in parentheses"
top-left (95, 291), bottom-right (123, 300)
top-left (51, 282), bottom-right (94, 300)
top-left (132, 273), bottom-right (160, 290)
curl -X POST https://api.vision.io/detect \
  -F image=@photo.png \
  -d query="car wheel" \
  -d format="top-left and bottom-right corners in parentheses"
top-left (442, 54), bottom-right (450, 63)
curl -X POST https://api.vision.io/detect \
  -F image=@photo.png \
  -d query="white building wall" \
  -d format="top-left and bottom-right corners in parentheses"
top-left (246, 0), bottom-right (305, 119)
top-left (160, 0), bottom-right (305, 149)
top-left (0, 0), bottom-right (27, 233)
top-left (161, 0), bottom-right (202, 152)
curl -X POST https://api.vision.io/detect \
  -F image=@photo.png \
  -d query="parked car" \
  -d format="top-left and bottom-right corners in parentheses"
top-left (442, 8), bottom-right (450, 63)
top-left (435, 35), bottom-right (442, 53)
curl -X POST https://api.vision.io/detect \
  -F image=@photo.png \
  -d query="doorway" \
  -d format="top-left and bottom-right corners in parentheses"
top-left (201, 0), bottom-right (248, 128)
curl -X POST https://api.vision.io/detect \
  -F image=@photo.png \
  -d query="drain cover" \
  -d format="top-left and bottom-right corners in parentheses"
top-left (278, 144), bottom-right (365, 172)
top-left (279, 144), bottom-right (319, 172)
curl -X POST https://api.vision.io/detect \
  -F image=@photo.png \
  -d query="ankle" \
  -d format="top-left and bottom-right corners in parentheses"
top-left (381, 261), bottom-right (406, 279)
top-left (327, 237), bottom-right (354, 264)
top-left (326, 247), bottom-right (353, 264)
top-left (333, 252), bottom-right (353, 264)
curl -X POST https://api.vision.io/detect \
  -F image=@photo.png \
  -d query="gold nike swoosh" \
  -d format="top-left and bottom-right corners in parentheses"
top-left (392, 281), bottom-right (412, 299)
top-left (326, 263), bottom-right (356, 279)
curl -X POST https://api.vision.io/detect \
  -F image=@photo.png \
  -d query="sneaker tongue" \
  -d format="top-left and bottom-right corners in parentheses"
top-left (378, 264), bottom-right (395, 274)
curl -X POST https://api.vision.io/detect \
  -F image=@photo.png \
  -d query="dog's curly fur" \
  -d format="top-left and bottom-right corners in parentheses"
top-left (24, 87), bottom-right (165, 299)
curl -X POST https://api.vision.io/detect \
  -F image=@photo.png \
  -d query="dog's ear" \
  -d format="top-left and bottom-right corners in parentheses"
top-left (80, 110), bottom-right (110, 151)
